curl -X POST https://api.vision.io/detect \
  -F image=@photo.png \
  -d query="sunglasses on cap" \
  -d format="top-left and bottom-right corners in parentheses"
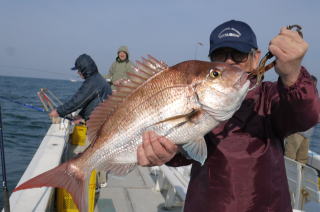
top-left (211, 48), bottom-right (252, 63)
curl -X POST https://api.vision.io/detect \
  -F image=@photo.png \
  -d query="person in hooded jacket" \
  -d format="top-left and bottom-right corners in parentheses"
top-left (105, 45), bottom-right (134, 90)
top-left (49, 54), bottom-right (112, 124)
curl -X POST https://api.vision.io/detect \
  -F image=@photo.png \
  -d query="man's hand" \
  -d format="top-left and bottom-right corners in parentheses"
top-left (113, 79), bottom-right (123, 86)
top-left (137, 131), bottom-right (178, 166)
top-left (73, 115), bottom-right (85, 125)
top-left (49, 109), bottom-right (59, 118)
top-left (269, 27), bottom-right (308, 86)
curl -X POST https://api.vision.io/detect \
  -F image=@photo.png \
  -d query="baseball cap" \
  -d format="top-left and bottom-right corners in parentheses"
top-left (209, 20), bottom-right (258, 56)
top-left (71, 66), bottom-right (78, 70)
top-left (71, 54), bottom-right (91, 71)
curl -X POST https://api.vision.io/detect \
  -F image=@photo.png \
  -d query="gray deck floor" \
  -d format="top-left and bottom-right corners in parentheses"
top-left (95, 167), bottom-right (182, 212)
top-left (68, 142), bottom-right (183, 212)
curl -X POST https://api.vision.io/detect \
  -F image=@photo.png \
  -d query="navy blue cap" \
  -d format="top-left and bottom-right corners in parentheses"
top-left (209, 20), bottom-right (258, 56)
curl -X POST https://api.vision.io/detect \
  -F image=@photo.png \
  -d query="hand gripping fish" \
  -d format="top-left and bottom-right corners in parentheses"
top-left (13, 56), bottom-right (250, 212)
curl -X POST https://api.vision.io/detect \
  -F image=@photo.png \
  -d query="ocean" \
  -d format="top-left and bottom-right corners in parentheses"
top-left (0, 75), bottom-right (81, 209)
top-left (0, 75), bottom-right (319, 209)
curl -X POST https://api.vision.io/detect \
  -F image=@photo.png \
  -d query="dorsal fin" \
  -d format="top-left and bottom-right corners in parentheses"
top-left (86, 55), bottom-right (168, 143)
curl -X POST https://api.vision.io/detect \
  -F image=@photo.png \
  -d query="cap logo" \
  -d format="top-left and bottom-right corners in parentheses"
top-left (218, 27), bottom-right (241, 39)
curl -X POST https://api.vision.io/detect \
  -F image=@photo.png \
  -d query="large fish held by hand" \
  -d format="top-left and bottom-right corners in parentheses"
top-left (13, 56), bottom-right (250, 212)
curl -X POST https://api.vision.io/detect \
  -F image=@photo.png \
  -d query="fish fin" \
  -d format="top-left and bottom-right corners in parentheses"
top-left (99, 151), bottom-right (137, 175)
top-left (152, 109), bottom-right (201, 127)
top-left (13, 161), bottom-right (90, 212)
top-left (182, 137), bottom-right (207, 165)
top-left (86, 99), bottom-right (113, 142)
top-left (116, 55), bottom-right (168, 92)
top-left (87, 55), bottom-right (168, 144)
top-left (135, 55), bottom-right (168, 77)
top-left (147, 110), bottom-right (204, 138)
top-left (100, 162), bottom-right (137, 176)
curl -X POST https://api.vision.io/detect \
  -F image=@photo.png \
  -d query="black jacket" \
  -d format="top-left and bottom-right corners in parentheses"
top-left (57, 54), bottom-right (112, 120)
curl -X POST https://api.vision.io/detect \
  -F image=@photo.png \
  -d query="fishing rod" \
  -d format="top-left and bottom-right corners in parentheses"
top-left (0, 96), bottom-right (45, 112)
top-left (0, 96), bottom-right (75, 122)
top-left (0, 105), bottom-right (11, 212)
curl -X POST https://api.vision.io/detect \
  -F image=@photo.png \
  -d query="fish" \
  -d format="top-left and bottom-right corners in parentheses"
top-left (13, 55), bottom-right (250, 212)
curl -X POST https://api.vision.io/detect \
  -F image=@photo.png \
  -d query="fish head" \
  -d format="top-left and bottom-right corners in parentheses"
top-left (193, 61), bottom-right (250, 121)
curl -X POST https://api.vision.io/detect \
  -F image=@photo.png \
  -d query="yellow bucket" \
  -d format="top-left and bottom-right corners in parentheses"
top-left (71, 125), bottom-right (87, 146)
top-left (57, 170), bottom-right (96, 212)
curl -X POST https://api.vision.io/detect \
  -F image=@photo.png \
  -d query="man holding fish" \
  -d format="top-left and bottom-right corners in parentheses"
top-left (13, 20), bottom-right (319, 212)
top-left (138, 20), bottom-right (320, 212)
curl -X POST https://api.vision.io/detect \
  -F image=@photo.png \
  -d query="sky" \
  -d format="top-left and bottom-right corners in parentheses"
top-left (0, 0), bottom-right (319, 84)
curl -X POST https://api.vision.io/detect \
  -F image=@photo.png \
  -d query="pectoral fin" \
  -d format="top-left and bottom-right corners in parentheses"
top-left (153, 109), bottom-right (201, 126)
top-left (182, 137), bottom-right (207, 165)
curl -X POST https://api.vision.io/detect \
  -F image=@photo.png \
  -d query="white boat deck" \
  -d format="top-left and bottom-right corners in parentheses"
top-left (5, 120), bottom-right (320, 212)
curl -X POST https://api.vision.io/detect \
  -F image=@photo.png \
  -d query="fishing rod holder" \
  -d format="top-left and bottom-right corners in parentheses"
top-left (37, 88), bottom-right (63, 112)
top-left (38, 89), bottom-right (63, 124)
top-left (37, 89), bottom-right (75, 124)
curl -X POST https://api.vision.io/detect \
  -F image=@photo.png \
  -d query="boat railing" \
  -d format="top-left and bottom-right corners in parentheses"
top-left (152, 165), bottom-right (191, 209)
top-left (308, 150), bottom-right (320, 171)
top-left (285, 156), bottom-right (320, 210)
top-left (5, 118), bottom-right (72, 212)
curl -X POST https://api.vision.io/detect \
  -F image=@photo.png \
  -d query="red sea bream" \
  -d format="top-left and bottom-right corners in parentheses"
top-left (13, 56), bottom-right (250, 212)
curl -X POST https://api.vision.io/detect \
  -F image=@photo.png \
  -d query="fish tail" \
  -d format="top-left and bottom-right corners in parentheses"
top-left (13, 160), bottom-right (90, 212)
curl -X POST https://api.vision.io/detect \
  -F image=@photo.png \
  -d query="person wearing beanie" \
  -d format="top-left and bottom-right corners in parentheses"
top-left (49, 54), bottom-right (112, 124)
top-left (137, 20), bottom-right (320, 212)
top-left (105, 45), bottom-right (134, 90)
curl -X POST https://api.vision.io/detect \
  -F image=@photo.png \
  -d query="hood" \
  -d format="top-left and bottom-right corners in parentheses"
top-left (117, 46), bottom-right (129, 55)
top-left (72, 54), bottom-right (98, 78)
top-left (117, 46), bottom-right (130, 62)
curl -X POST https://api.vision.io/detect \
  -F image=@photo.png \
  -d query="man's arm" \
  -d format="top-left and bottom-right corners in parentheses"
top-left (56, 81), bottom-right (96, 117)
top-left (106, 63), bottom-right (115, 82)
top-left (269, 27), bottom-right (319, 137)
top-left (269, 27), bottom-right (308, 86)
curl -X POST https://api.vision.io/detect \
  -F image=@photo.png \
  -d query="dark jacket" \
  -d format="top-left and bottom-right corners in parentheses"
top-left (167, 67), bottom-right (320, 212)
top-left (57, 54), bottom-right (112, 120)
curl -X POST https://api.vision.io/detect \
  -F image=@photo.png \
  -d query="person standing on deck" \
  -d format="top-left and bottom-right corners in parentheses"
top-left (285, 75), bottom-right (318, 164)
top-left (100, 46), bottom-right (134, 187)
top-left (137, 20), bottom-right (320, 212)
top-left (49, 54), bottom-right (111, 124)
top-left (104, 46), bottom-right (134, 90)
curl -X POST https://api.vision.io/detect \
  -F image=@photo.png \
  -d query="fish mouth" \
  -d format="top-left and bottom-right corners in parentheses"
top-left (233, 72), bottom-right (249, 90)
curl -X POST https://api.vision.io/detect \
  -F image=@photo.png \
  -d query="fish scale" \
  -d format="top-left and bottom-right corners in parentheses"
top-left (89, 87), bottom-right (195, 168)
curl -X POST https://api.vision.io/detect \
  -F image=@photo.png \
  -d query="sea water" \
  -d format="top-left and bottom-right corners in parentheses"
top-left (0, 75), bottom-right (81, 208)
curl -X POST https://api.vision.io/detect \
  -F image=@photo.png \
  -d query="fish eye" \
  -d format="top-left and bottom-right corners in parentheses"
top-left (209, 68), bottom-right (222, 79)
